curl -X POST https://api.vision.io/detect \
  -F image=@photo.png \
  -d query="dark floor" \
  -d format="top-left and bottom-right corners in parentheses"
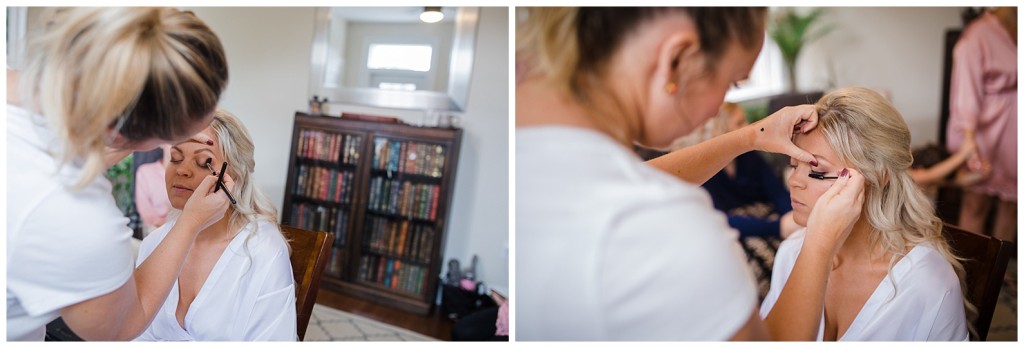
top-left (314, 288), bottom-right (453, 341)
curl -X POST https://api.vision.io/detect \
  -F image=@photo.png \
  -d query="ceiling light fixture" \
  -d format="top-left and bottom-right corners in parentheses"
top-left (420, 7), bottom-right (443, 23)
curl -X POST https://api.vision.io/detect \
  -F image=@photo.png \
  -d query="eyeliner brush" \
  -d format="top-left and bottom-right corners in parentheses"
top-left (204, 159), bottom-right (237, 204)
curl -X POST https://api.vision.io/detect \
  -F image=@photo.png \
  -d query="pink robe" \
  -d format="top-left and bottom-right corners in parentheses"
top-left (946, 12), bottom-right (1017, 201)
top-left (134, 161), bottom-right (171, 228)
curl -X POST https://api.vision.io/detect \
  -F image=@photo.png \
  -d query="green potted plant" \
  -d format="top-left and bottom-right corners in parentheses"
top-left (105, 156), bottom-right (134, 216)
top-left (769, 8), bottom-right (835, 93)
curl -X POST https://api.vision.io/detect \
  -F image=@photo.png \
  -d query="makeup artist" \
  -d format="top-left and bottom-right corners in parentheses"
top-left (517, 7), bottom-right (865, 340)
top-left (7, 8), bottom-right (233, 341)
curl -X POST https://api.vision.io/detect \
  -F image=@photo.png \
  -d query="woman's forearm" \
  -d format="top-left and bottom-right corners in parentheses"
top-left (58, 219), bottom-right (202, 340)
top-left (128, 219), bottom-right (203, 332)
top-left (915, 150), bottom-right (970, 186)
top-left (648, 126), bottom-right (755, 185)
top-left (763, 246), bottom-right (833, 340)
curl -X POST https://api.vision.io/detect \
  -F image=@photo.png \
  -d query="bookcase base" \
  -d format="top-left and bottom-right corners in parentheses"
top-left (323, 277), bottom-right (434, 316)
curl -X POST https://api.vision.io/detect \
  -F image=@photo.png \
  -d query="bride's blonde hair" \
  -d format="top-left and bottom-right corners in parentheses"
top-left (815, 87), bottom-right (976, 336)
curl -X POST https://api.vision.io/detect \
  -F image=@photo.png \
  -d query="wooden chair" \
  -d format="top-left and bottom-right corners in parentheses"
top-left (280, 226), bottom-right (334, 341)
top-left (941, 223), bottom-right (1014, 341)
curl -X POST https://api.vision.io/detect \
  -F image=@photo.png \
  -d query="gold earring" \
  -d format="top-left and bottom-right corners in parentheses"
top-left (665, 82), bottom-right (677, 94)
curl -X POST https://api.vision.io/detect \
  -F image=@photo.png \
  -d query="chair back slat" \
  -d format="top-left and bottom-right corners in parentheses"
top-left (281, 226), bottom-right (334, 341)
top-left (941, 223), bottom-right (1013, 341)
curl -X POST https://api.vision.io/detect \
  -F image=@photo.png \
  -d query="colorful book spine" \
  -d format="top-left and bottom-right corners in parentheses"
top-left (430, 185), bottom-right (440, 221)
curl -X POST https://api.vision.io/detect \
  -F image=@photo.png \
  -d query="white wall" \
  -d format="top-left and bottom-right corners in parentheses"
top-left (186, 7), bottom-right (316, 226)
top-left (191, 7), bottom-right (510, 294)
top-left (439, 7), bottom-right (510, 295)
top-left (795, 7), bottom-right (962, 147)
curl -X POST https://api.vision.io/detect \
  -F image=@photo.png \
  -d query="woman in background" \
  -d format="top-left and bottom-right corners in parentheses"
top-left (761, 87), bottom-right (972, 340)
top-left (676, 102), bottom-right (799, 240)
top-left (136, 145), bottom-right (174, 235)
top-left (134, 109), bottom-right (296, 341)
top-left (946, 6), bottom-right (1016, 242)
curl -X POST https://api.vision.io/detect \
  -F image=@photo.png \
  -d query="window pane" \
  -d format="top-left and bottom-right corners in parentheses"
top-left (378, 82), bottom-right (418, 91)
top-left (367, 44), bottom-right (432, 72)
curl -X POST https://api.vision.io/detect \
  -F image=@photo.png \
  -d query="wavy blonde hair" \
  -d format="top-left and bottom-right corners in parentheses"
top-left (21, 7), bottom-right (228, 189)
top-left (207, 109), bottom-right (286, 256)
top-left (815, 87), bottom-right (976, 336)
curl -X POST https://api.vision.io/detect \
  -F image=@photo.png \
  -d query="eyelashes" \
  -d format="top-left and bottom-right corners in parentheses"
top-left (167, 157), bottom-right (212, 167)
top-left (807, 172), bottom-right (839, 180)
top-left (789, 162), bottom-right (837, 180)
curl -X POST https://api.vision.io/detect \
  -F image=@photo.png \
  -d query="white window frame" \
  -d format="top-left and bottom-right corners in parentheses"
top-left (724, 34), bottom-right (787, 102)
top-left (7, 7), bottom-right (28, 69)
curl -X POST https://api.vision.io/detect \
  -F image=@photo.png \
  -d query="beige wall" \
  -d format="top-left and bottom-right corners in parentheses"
top-left (794, 7), bottom-right (962, 147)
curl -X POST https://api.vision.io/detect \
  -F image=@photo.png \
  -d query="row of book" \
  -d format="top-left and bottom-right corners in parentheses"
top-left (294, 165), bottom-right (356, 204)
top-left (362, 215), bottom-right (435, 264)
top-left (371, 137), bottom-right (446, 178)
top-left (357, 254), bottom-right (429, 295)
top-left (289, 202), bottom-right (349, 248)
top-left (297, 128), bottom-right (362, 164)
top-left (367, 176), bottom-right (441, 221)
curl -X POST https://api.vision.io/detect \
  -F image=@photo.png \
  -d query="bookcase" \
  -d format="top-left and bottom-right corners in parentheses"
top-left (282, 112), bottom-right (462, 314)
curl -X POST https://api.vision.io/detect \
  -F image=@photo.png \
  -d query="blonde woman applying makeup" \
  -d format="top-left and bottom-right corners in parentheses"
top-left (517, 7), bottom-right (866, 341)
top-left (7, 8), bottom-right (231, 341)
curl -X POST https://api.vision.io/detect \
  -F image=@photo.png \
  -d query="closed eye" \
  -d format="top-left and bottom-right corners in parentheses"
top-left (195, 157), bottom-right (212, 168)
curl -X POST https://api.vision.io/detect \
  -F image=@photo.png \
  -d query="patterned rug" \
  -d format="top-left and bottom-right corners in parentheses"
top-left (304, 304), bottom-right (438, 341)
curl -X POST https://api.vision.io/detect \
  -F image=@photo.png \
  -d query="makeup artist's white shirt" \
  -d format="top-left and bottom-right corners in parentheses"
top-left (760, 229), bottom-right (969, 341)
top-left (6, 104), bottom-right (135, 341)
top-left (133, 217), bottom-right (297, 341)
top-left (516, 126), bottom-right (757, 340)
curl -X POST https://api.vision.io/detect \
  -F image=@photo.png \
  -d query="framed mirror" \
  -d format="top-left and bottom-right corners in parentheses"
top-left (309, 7), bottom-right (479, 112)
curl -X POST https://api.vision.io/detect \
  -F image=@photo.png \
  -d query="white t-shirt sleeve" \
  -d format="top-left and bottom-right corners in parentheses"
top-left (7, 185), bottom-right (134, 316)
top-left (598, 193), bottom-right (757, 340)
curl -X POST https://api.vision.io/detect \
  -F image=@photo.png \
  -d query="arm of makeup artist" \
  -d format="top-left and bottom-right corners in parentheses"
top-left (761, 169), bottom-right (864, 340)
top-left (648, 105), bottom-right (819, 185)
top-left (60, 157), bottom-right (234, 341)
top-left (648, 104), bottom-right (866, 340)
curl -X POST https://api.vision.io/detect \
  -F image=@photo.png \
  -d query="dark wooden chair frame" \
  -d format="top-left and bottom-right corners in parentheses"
top-left (281, 226), bottom-right (334, 341)
top-left (941, 223), bottom-right (1014, 341)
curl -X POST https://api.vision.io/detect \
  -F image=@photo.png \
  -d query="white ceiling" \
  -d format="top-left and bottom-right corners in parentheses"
top-left (330, 7), bottom-right (457, 24)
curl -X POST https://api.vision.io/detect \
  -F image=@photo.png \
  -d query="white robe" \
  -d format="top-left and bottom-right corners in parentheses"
top-left (134, 217), bottom-right (297, 341)
top-left (760, 229), bottom-right (969, 341)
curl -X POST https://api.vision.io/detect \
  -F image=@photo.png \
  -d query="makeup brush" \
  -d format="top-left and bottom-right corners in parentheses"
top-left (808, 173), bottom-right (840, 180)
top-left (204, 158), bottom-right (237, 204)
